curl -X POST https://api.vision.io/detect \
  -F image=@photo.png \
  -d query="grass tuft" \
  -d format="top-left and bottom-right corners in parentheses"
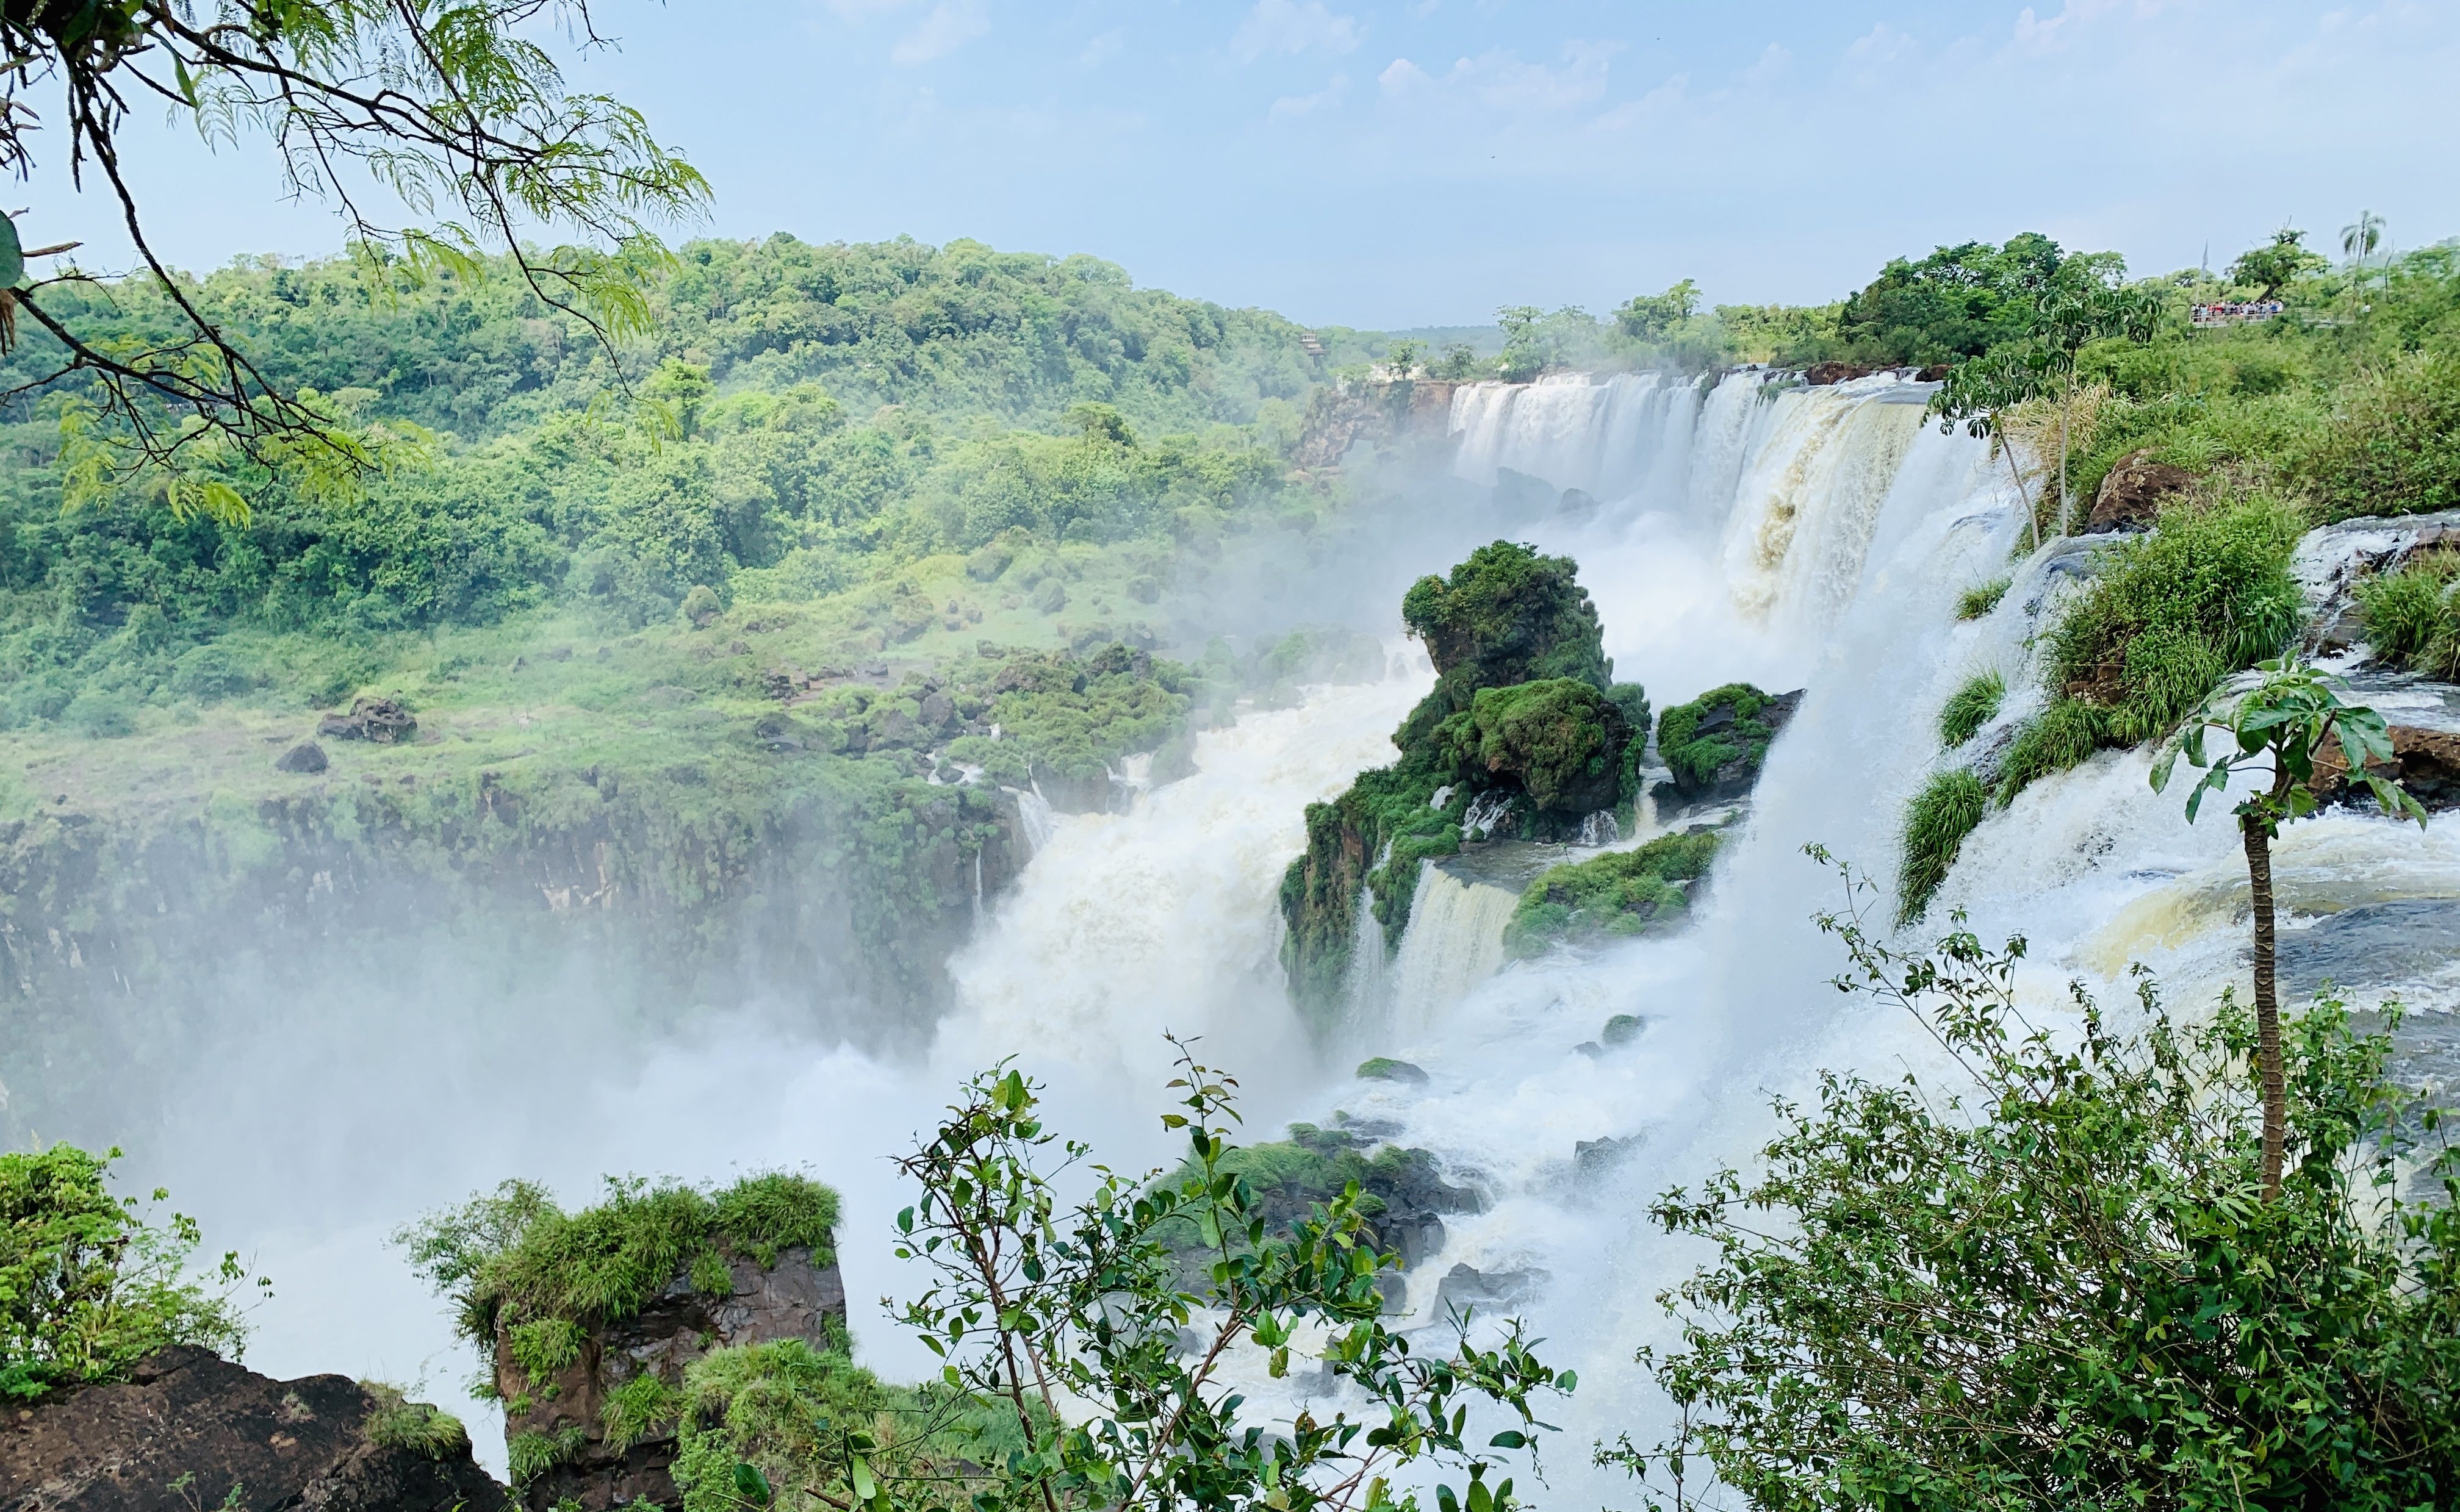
top-left (1897, 770), bottom-right (1990, 927)
top-left (360, 1383), bottom-right (471, 1460)
top-left (2358, 554), bottom-right (2460, 679)
top-left (1956, 578), bottom-right (2012, 620)
top-left (1938, 671), bottom-right (2005, 748)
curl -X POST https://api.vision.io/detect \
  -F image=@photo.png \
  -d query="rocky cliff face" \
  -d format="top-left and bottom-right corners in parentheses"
top-left (0, 1346), bottom-right (507, 1512)
top-left (0, 772), bottom-right (1026, 1150)
top-left (500, 1247), bottom-right (847, 1511)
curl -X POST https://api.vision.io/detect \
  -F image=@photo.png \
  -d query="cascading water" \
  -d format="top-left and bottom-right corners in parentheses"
top-left (1378, 864), bottom-right (1522, 1037)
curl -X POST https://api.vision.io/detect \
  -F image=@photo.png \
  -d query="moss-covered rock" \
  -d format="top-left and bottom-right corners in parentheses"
top-left (398, 1172), bottom-right (846, 1512)
top-left (1437, 678), bottom-right (1633, 816)
top-left (1499, 831), bottom-right (1722, 959)
top-left (1279, 545), bottom-right (1639, 1030)
top-left (1653, 683), bottom-right (1802, 807)
top-left (1402, 540), bottom-right (1611, 695)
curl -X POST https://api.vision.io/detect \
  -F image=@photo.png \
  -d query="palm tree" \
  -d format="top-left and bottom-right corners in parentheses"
top-left (2342, 210), bottom-right (2387, 271)
top-left (2154, 657), bottom-right (2426, 1197)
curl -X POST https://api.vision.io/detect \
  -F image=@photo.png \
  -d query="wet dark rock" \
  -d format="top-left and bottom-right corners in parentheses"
top-left (1801, 362), bottom-right (1876, 385)
top-left (1600, 1013), bottom-right (1647, 1048)
top-left (1573, 1135), bottom-right (1638, 1187)
top-left (1436, 1263), bottom-right (1544, 1314)
top-left (1572, 1041), bottom-right (1603, 1059)
top-left (0, 1345), bottom-right (507, 1511)
top-left (275, 740), bottom-right (329, 774)
top-left (919, 690), bottom-right (956, 729)
top-left (316, 697), bottom-right (417, 744)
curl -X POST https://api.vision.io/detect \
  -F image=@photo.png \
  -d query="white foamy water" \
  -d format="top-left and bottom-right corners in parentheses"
top-left (1379, 864), bottom-right (1520, 1038)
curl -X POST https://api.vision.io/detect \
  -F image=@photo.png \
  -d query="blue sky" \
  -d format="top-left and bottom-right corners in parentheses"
top-left (22, 1), bottom-right (2456, 329)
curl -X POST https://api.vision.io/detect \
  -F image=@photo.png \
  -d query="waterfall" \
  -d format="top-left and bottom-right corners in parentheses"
top-left (1383, 863), bottom-right (1520, 1037)
top-left (223, 363), bottom-right (2460, 1499)
top-left (1010, 784), bottom-right (1057, 855)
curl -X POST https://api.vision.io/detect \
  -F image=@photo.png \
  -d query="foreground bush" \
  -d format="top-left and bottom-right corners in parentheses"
top-left (0, 1145), bottom-right (255, 1401)
top-left (1610, 861), bottom-right (2460, 1511)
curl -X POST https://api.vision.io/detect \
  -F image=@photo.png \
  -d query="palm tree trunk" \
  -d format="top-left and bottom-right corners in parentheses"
top-left (2242, 812), bottom-right (2286, 1199)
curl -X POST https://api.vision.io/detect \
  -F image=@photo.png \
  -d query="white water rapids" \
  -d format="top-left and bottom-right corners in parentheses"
top-left (220, 368), bottom-right (2460, 1494)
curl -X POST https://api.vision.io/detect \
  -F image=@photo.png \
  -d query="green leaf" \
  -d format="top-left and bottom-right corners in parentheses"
top-left (0, 213), bottom-right (19, 289)
top-left (733, 1460), bottom-right (774, 1507)
top-left (1489, 1430), bottom-right (1528, 1448)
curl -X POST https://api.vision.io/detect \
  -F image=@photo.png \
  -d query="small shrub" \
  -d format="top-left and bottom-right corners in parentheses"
top-left (1955, 577), bottom-right (2011, 620)
top-left (2290, 346), bottom-right (2460, 521)
top-left (1896, 769), bottom-right (1988, 926)
top-left (0, 1145), bottom-right (252, 1403)
top-left (1937, 670), bottom-right (2004, 748)
top-left (169, 643), bottom-right (257, 703)
top-left (2357, 554), bottom-right (2460, 678)
top-left (62, 690), bottom-right (134, 739)
top-left (361, 1382), bottom-right (471, 1460)
top-left (1617, 891), bottom-right (2460, 1511)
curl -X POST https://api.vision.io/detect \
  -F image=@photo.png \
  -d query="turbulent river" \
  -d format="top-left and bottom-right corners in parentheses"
top-left (226, 369), bottom-right (2460, 1490)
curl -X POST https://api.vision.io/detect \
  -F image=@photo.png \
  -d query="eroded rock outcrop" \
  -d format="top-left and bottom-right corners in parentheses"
top-left (0, 1346), bottom-right (507, 1512)
top-left (1650, 684), bottom-right (1805, 812)
top-left (499, 1247), bottom-right (847, 1511)
top-left (2085, 449), bottom-right (2195, 534)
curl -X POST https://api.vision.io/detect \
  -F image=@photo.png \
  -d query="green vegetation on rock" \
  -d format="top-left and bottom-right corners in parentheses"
top-left (2359, 553), bottom-right (2460, 679)
top-left (1500, 832), bottom-right (1722, 959)
top-left (1656, 684), bottom-right (1785, 796)
top-left (1436, 678), bottom-right (1633, 815)
top-left (1399, 539), bottom-right (1612, 722)
top-left (394, 1170), bottom-right (838, 1389)
top-left (1896, 770), bottom-right (1991, 927)
top-left (1938, 671), bottom-right (2005, 748)
top-left (1280, 543), bottom-right (1638, 1028)
top-left (360, 1382), bottom-right (473, 1460)
top-left (1998, 497), bottom-right (2303, 804)
top-left (0, 1144), bottom-right (253, 1403)
top-left (1955, 577), bottom-right (2012, 620)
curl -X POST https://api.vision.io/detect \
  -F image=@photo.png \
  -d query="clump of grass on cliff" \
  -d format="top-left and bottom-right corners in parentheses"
top-left (1501, 831), bottom-right (1722, 959)
top-left (2359, 553), bottom-right (2460, 679)
top-left (361, 1382), bottom-right (472, 1459)
top-left (1938, 671), bottom-right (2005, 748)
top-left (394, 1171), bottom-right (839, 1388)
top-left (1996, 496), bottom-right (2303, 805)
top-left (1897, 769), bottom-right (1991, 926)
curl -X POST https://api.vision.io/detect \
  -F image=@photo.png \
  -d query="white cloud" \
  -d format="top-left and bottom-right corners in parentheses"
top-left (1231, 0), bottom-right (1361, 62)
top-left (1376, 43), bottom-right (1616, 113)
top-left (1378, 57), bottom-right (1430, 95)
top-left (891, 0), bottom-right (987, 65)
top-left (1079, 29), bottom-right (1126, 68)
top-left (1270, 74), bottom-right (1350, 120)
top-left (817, 0), bottom-right (911, 18)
